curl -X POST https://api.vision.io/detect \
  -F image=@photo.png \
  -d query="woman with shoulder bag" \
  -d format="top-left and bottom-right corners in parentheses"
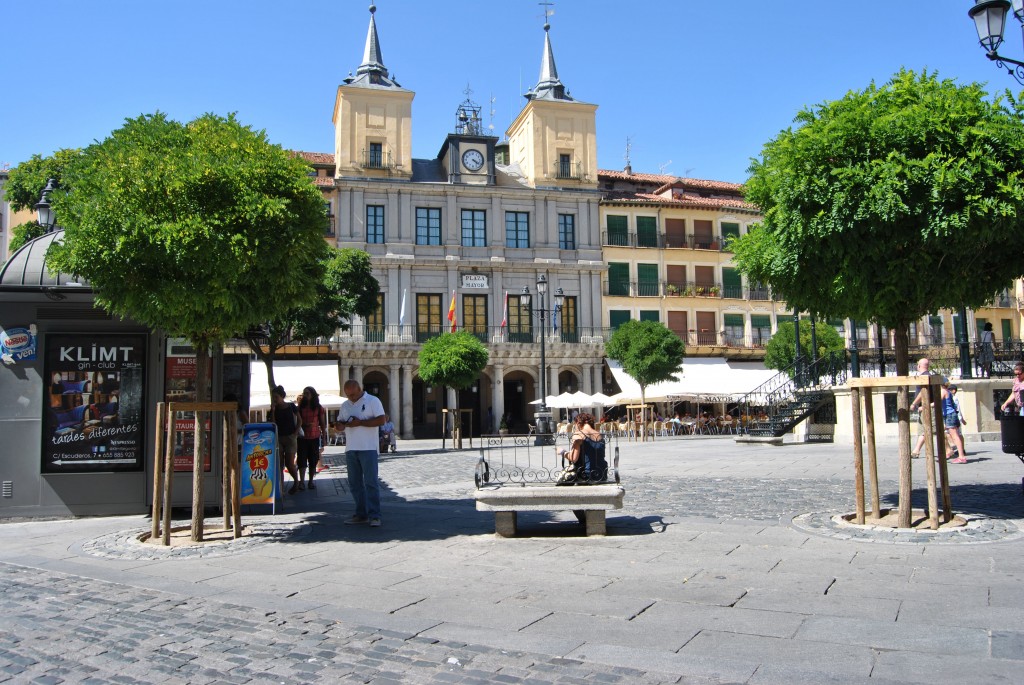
top-left (557, 412), bottom-right (606, 484)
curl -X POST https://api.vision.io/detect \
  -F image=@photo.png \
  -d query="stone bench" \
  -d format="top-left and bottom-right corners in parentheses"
top-left (473, 484), bottom-right (625, 537)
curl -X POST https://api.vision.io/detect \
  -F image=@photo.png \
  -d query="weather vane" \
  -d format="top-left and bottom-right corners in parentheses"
top-left (539, 1), bottom-right (554, 27)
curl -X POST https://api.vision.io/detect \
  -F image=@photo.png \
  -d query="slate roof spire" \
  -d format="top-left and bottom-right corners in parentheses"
top-left (525, 13), bottom-right (572, 101)
top-left (344, 4), bottom-right (402, 88)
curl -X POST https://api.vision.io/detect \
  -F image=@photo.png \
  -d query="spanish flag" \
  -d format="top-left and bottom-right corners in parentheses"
top-left (447, 290), bottom-right (457, 332)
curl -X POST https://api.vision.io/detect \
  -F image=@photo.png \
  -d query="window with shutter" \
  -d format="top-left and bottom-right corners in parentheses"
top-left (637, 263), bottom-right (659, 296)
top-left (609, 310), bottom-right (631, 330)
top-left (637, 216), bottom-right (658, 248)
top-left (608, 262), bottom-right (630, 296)
top-left (606, 215), bottom-right (628, 246)
top-left (721, 268), bottom-right (742, 298)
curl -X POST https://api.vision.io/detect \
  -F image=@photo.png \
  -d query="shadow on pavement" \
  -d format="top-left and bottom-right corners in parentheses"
top-left (880, 481), bottom-right (1024, 519)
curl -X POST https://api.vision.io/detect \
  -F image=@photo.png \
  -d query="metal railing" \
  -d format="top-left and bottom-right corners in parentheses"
top-left (602, 231), bottom-right (731, 251)
top-left (474, 430), bottom-right (619, 487)
top-left (729, 351), bottom-right (848, 434)
top-left (554, 160), bottom-right (586, 181)
top-left (607, 280), bottom-right (772, 301)
top-left (330, 324), bottom-right (614, 346)
top-left (360, 148), bottom-right (394, 170)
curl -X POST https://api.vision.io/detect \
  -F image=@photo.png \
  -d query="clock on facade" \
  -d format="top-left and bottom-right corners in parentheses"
top-left (461, 149), bottom-right (485, 171)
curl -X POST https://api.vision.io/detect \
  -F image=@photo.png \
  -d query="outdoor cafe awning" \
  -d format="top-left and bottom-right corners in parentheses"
top-left (249, 359), bottom-right (344, 411)
top-left (606, 358), bottom-right (776, 404)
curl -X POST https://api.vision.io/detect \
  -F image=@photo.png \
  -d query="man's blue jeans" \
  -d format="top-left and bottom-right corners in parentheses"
top-left (345, 449), bottom-right (380, 519)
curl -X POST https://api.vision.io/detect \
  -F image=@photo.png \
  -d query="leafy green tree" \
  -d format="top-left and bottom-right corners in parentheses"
top-left (417, 331), bottom-right (489, 448)
top-left (5, 148), bottom-right (81, 211)
top-left (605, 320), bottom-right (685, 439)
top-left (764, 319), bottom-right (846, 374)
top-left (47, 112), bottom-right (329, 540)
top-left (7, 221), bottom-right (48, 254)
top-left (245, 247), bottom-right (379, 394)
top-left (733, 69), bottom-right (1024, 526)
top-left (734, 69), bottom-right (1024, 375)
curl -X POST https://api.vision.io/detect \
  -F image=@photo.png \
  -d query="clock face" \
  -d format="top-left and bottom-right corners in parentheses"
top-left (462, 149), bottom-right (485, 171)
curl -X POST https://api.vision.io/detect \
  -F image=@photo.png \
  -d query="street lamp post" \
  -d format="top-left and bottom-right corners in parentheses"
top-left (34, 178), bottom-right (58, 231)
top-left (969, 0), bottom-right (1024, 84)
top-left (521, 275), bottom-right (564, 445)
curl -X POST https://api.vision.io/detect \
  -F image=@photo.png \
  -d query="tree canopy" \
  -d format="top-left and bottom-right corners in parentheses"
top-left (606, 320), bottom-right (685, 437)
top-left (417, 331), bottom-right (490, 391)
top-left (47, 112), bottom-right (329, 347)
top-left (46, 112), bottom-right (330, 539)
top-left (763, 319), bottom-right (846, 374)
top-left (5, 148), bottom-right (81, 212)
top-left (418, 331), bottom-right (489, 446)
top-left (247, 247), bottom-right (379, 393)
top-left (733, 69), bottom-right (1024, 372)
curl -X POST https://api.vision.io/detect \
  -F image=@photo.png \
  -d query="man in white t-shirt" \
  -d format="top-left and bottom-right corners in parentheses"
top-left (336, 380), bottom-right (386, 526)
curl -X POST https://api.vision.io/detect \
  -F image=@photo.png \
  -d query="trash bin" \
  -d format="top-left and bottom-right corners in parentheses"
top-left (1000, 414), bottom-right (1024, 455)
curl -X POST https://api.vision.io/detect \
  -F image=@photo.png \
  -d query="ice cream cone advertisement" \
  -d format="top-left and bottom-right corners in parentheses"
top-left (241, 423), bottom-right (277, 504)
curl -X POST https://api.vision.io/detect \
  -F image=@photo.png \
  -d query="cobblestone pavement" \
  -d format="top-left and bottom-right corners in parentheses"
top-left (371, 438), bottom-right (1024, 541)
top-left (0, 564), bottom-right (688, 685)
top-left (1, 436), bottom-right (1022, 684)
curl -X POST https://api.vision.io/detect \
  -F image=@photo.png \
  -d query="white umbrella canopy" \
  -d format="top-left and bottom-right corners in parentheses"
top-left (545, 393), bottom-right (577, 408)
top-left (563, 391), bottom-right (595, 407)
top-left (529, 395), bottom-right (559, 406)
top-left (588, 392), bottom-right (616, 406)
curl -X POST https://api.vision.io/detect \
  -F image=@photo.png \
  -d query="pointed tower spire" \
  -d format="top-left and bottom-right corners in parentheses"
top-left (344, 4), bottom-right (402, 88)
top-left (526, 7), bottom-right (573, 101)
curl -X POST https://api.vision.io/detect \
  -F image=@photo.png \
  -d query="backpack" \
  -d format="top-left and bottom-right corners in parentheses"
top-left (576, 437), bottom-right (608, 484)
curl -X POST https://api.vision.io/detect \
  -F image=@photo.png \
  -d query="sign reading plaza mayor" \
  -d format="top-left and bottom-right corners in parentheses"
top-left (42, 333), bottom-right (146, 473)
top-left (460, 274), bottom-right (489, 289)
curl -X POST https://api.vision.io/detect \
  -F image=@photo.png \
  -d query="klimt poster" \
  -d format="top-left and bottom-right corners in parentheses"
top-left (43, 334), bottom-right (146, 473)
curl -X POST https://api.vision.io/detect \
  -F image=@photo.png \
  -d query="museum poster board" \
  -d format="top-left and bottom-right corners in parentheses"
top-left (42, 333), bottom-right (146, 473)
top-left (164, 338), bottom-right (212, 472)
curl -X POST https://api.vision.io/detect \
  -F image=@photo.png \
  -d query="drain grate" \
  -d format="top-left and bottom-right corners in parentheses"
top-left (2, 481), bottom-right (12, 498)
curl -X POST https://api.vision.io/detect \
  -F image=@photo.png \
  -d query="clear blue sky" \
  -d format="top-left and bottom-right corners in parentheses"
top-left (1, 0), bottom-right (1014, 184)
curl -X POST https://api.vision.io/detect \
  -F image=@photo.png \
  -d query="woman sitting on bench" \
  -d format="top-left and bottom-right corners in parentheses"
top-left (557, 412), bottom-right (606, 484)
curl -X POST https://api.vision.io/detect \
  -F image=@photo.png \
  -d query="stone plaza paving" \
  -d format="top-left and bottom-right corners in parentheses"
top-left (0, 435), bottom-right (1021, 684)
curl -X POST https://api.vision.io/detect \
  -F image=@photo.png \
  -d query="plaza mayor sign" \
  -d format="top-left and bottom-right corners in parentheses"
top-left (460, 274), bottom-right (489, 289)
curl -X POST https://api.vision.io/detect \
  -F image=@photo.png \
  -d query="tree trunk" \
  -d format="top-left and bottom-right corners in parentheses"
top-left (191, 340), bottom-right (211, 541)
top-left (894, 323), bottom-right (912, 528)
top-left (640, 387), bottom-right (647, 441)
top-left (246, 335), bottom-right (278, 396)
top-left (453, 388), bottom-right (462, 449)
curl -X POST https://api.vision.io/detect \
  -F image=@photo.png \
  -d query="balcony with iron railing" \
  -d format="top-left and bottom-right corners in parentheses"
top-left (605, 280), bottom-right (771, 300)
top-left (329, 324), bottom-right (614, 346)
top-left (360, 148), bottom-right (394, 170)
top-left (554, 159), bottom-right (586, 181)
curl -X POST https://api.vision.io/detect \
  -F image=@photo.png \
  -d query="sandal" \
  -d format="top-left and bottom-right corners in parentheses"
top-left (950, 457), bottom-right (967, 464)
top-left (910, 452), bottom-right (920, 459)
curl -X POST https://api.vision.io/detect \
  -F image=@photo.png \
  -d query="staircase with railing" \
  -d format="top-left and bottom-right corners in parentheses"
top-left (733, 352), bottom-right (848, 438)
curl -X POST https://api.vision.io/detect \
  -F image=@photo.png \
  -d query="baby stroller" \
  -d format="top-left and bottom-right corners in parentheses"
top-left (379, 426), bottom-right (397, 453)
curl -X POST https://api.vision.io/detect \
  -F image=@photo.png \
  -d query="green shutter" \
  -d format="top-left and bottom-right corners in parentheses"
top-left (975, 318), bottom-right (988, 337)
top-left (609, 310), bottom-right (631, 329)
top-left (750, 315), bottom-right (771, 329)
top-left (637, 263), bottom-right (659, 296)
top-left (637, 216), bottom-right (658, 248)
top-left (721, 222), bottom-right (740, 251)
top-left (608, 262), bottom-right (630, 296)
top-left (639, 310), bottom-right (660, 322)
top-left (607, 215), bottom-right (628, 246)
top-left (721, 268), bottom-right (742, 298)
top-left (724, 314), bottom-right (744, 327)
top-left (1003, 319), bottom-right (1013, 341)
